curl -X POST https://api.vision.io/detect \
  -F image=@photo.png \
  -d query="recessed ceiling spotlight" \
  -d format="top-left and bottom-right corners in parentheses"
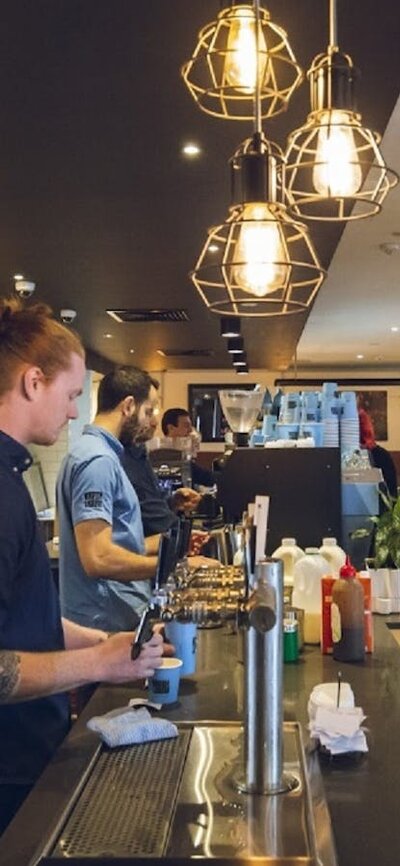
top-left (209, 244), bottom-right (219, 253)
top-left (129, 348), bottom-right (135, 353)
top-left (103, 333), bottom-right (113, 339)
top-left (391, 326), bottom-right (399, 332)
top-left (13, 273), bottom-right (24, 281)
top-left (356, 354), bottom-right (364, 359)
top-left (182, 142), bottom-right (201, 157)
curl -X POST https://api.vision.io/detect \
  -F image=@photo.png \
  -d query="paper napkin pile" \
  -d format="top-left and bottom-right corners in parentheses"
top-left (308, 682), bottom-right (368, 755)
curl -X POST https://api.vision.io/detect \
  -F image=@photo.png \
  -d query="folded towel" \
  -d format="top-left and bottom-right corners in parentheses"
top-left (87, 705), bottom-right (178, 748)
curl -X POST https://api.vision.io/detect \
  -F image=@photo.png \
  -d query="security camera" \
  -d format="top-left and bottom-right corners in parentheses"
top-left (60, 308), bottom-right (77, 325)
top-left (14, 279), bottom-right (36, 298)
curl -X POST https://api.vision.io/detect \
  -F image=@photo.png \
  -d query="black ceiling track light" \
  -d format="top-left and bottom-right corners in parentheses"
top-left (220, 316), bottom-right (242, 338)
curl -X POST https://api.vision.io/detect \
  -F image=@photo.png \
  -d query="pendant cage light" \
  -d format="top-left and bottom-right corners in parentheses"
top-left (181, 2), bottom-right (302, 121)
top-left (285, 0), bottom-right (398, 222)
top-left (191, 132), bottom-right (325, 317)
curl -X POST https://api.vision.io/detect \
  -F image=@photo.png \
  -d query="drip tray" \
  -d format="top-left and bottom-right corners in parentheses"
top-left (36, 722), bottom-right (337, 866)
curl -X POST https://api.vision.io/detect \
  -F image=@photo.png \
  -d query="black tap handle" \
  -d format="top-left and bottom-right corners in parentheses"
top-left (130, 603), bottom-right (159, 660)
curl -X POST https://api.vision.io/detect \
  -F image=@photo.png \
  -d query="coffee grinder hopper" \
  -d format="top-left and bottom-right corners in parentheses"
top-left (219, 386), bottom-right (265, 446)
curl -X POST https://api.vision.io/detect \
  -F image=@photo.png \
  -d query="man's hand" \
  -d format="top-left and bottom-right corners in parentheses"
top-left (188, 554), bottom-right (221, 568)
top-left (188, 529), bottom-right (210, 556)
top-left (171, 487), bottom-right (201, 514)
top-left (152, 622), bottom-right (175, 657)
top-left (99, 631), bottom-right (164, 682)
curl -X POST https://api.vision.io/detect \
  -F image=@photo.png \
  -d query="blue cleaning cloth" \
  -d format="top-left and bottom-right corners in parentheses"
top-left (87, 705), bottom-right (178, 748)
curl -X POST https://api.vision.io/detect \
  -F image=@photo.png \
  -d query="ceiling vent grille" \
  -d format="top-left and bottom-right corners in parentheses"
top-left (160, 348), bottom-right (214, 358)
top-left (106, 308), bottom-right (190, 323)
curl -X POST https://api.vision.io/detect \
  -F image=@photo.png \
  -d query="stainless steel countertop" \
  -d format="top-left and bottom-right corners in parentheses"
top-left (1, 615), bottom-right (400, 866)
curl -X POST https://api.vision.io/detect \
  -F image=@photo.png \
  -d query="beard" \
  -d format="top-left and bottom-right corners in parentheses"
top-left (119, 413), bottom-right (143, 447)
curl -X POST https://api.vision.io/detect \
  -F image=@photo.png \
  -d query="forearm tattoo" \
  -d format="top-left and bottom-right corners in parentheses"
top-left (0, 651), bottom-right (21, 702)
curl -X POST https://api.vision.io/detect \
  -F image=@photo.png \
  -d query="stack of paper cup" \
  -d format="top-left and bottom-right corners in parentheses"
top-left (323, 417), bottom-right (339, 446)
top-left (340, 418), bottom-right (360, 453)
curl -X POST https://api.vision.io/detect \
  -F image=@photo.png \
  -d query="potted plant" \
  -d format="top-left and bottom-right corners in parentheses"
top-left (352, 492), bottom-right (400, 609)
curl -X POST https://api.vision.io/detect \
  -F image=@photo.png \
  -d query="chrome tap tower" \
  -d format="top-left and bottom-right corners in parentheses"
top-left (240, 557), bottom-right (296, 794)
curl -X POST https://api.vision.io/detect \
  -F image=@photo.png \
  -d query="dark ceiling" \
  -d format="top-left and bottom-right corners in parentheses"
top-left (0, 0), bottom-right (399, 372)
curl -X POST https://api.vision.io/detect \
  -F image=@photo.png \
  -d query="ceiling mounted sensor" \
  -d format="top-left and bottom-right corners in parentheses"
top-left (106, 308), bottom-right (190, 323)
top-left (14, 277), bottom-right (35, 298)
top-left (285, 0), bottom-right (398, 221)
top-left (60, 309), bottom-right (77, 324)
top-left (181, 2), bottom-right (302, 120)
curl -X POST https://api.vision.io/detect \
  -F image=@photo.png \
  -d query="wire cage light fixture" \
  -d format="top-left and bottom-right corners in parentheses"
top-left (181, 2), bottom-right (302, 121)
top-left (191, 132), bottom-right (325, 316)
top-left (284, 0), bottom-right (398, 222)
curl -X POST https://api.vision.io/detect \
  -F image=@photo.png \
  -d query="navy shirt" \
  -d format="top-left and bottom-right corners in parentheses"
top-left (122, 444), bottom-right (178, 537)
top-left (0, 431), bottom-right (69, 786)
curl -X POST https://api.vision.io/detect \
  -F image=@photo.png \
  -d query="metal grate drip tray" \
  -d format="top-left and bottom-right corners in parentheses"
top-left (52, 731), bottom-right (191, 859)
top-left (37, 723), bottom-right (337, 865)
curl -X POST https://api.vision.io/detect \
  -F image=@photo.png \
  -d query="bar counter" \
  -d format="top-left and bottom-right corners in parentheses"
top-left (1, 614), bottom-right (400, 866)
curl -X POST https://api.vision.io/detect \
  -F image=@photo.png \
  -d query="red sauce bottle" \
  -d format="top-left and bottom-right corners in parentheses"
top-left (331, 557), bottom-right (365, 663)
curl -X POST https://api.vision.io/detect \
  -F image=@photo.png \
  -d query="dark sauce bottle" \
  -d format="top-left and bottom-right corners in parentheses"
top-left (331, 557), bottom-right (365, 663)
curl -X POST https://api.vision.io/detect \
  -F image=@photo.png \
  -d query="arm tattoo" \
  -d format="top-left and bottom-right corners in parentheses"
top-left (0, 651), bottom-right (21, 703)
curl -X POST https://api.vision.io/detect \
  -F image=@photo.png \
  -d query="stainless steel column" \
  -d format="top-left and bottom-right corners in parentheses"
top-left (241, 557), bottom-right (292, 795)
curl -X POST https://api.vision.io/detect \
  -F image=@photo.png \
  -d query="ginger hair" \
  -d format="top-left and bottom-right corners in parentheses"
top-left (0, 297), bottom-right (84, 397)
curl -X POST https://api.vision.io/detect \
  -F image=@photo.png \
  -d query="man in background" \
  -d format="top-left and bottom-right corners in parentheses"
top-left (0, 301), bottom-right (163, 834)
top-left (161, 407), bottom-right (215, 488)
top-left (122, 383), bottom-right (200, 537)
top-left (57, 366), bottom-right (162, 633)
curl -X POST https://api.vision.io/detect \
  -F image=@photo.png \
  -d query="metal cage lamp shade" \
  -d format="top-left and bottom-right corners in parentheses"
top-left (181, 3), bottom-right (302, 121)
top-left (285, 1), bottom-right (398, 222)
top-left (191, 133), bottom-right (325, 318)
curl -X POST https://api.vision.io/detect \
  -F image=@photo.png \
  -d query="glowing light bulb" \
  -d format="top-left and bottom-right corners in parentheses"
top-left (225, 7), bottom-right (268, 94)
top-left (231, 204), bottom-right (290, 297)
top-left (313, 110), bottom-right (362, 197)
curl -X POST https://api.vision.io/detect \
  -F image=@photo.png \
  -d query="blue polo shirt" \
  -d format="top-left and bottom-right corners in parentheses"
top-left (58, 425), bottom-right (151, 632)
top-left (0, 431), bottom-right (69, 786)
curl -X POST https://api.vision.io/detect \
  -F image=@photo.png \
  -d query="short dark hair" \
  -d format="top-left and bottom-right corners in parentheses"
top-left (161, 407), bottom-right (190, 435)
top-left (97, 366), bottom-right (156, 413)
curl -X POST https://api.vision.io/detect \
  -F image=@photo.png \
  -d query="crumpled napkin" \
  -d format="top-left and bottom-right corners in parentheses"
top-left (308, 683), bottom-right (368, 755)
top-left (87, 705), bottom-right (178, 748)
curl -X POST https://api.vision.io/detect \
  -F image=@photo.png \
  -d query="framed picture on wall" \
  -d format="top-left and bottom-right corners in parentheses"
top-left (188, 383), bottom-right (257, 443)
top-left (356, 390), bottom-right (388, 441)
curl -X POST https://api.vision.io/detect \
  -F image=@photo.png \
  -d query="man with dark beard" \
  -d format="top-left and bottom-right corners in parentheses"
top-left (57, 367), bottom-right (160, 632)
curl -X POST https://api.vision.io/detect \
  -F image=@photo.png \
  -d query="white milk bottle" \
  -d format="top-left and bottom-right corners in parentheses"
top-left (292, 548), bottom-right (330, 644)
top-left (272, 538), bottom-right (304, 587)
top-left (319, 537), bottom-right (346, 577)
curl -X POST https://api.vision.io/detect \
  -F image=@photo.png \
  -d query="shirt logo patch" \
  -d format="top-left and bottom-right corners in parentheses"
top-left (83, 491), bottom-right (103, 509)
